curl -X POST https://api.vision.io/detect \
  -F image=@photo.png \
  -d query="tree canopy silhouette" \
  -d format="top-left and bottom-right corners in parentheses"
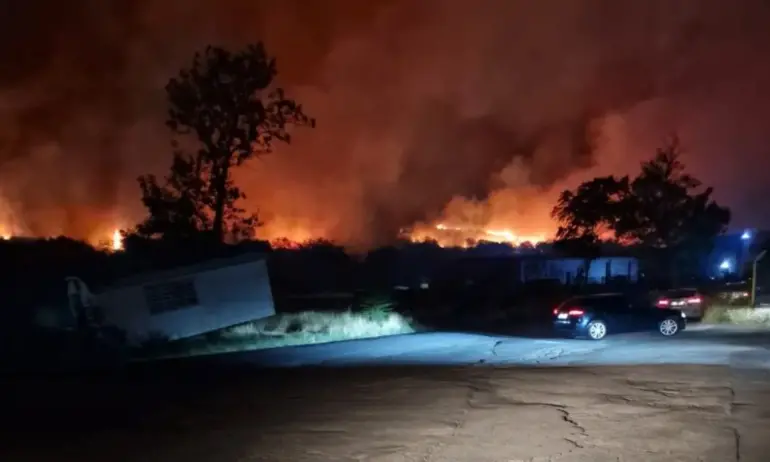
top-left (552, 136), bottom-right (730, 281)
top-left (137, 43), bottom-right (315, 243)
top-left (137, 153), bottom-right (211, 241)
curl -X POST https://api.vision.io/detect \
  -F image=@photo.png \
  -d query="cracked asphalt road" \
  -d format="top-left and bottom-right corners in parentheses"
top-left (4, 324), bottom-right (770, 461)
top-left (184, 323), bottom-right (770, 369)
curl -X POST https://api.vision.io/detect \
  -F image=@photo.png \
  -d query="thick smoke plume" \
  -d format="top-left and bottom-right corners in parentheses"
top-left (1, 0), bottom-right (770, 248)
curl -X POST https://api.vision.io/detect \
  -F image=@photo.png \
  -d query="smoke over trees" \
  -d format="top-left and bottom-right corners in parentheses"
top-left (0, 1), bottom-right (770, 246)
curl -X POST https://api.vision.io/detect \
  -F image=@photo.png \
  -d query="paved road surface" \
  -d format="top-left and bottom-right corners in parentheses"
top-left (4, 324), bottom-right (770, 461)
top-left (180, 323), bottom-right (770, 368)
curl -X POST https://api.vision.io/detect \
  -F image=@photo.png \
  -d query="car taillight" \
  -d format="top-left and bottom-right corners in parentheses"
top-left (567, 309), bottom-right (584, 316)
top-left (686, 296), bottom-right (702, 304)
top-left (656, 298), bottom-right (670, 307)
top-left (553, 308), bottom-right (560, 315)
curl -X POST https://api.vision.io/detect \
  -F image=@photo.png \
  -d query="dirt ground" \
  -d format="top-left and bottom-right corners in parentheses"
top-left (4, 364), bottom-right (770, 462)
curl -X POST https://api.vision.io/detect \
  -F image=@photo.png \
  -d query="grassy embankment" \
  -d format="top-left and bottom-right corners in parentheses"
top-left (133, 297), bottom-right (417, 360)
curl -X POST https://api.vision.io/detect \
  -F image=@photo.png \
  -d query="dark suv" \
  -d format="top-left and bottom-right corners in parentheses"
top-left (553, 293), bottom-right (686, 340)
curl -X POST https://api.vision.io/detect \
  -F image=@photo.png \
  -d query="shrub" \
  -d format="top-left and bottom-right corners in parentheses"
top-left (134, 294), bottom-right (417, 359)
top-left (723, 308), bottom-right (770, 326)
top-left (221, 308), bottom-right (414, 343)
top-left (703, 305), bottom-right (770, 327)
top-left (359, 294), bottom-right (397, 323)
top-left (702, 304), bottom-right (731, 324)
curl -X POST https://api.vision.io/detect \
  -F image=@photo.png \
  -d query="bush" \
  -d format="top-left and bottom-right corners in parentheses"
top-left (712, 291), bottom-right (752, 306)
top-left (358, 295), bottom-right (397, 323)
top-left (222, 308), bottom-right (415, 343)
top-left (703, 305), bottom-right (770, 327)
top-left (132, 293), bottom-right (418, 360)
top-left (702, 304), bottom-right (731, 324)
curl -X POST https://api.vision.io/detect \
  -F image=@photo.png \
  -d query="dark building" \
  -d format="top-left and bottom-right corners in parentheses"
top-left (397, 254), bottom-right (640, 290)
top-left (517, 255), bottom-right (639, 284)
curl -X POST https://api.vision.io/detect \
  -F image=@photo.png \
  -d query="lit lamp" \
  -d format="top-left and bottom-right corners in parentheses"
top-left (719, 259), bottom-right (732, 272)
top-left (741, 230), bottom-right (752, 240)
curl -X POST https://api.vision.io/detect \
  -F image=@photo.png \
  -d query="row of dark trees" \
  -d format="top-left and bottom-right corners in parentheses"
top-left (127, 41), bottom-right (733, 287)
top-left (551, 137), bottom-right (731, 285)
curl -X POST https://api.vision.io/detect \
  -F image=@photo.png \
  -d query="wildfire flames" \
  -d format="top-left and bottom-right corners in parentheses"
top-left (111, 229), bottom-right (124, 252)
top-left (0, 211), bottom-right (126, 251)
top-left (0, 221), bottom-right (17, 241)
top-left (406, 223), bottom-right (547, 248)
top-left (0, 186), bottom-right (551, 250)
top-left (0, 219), bottom-right (549, 250)
top-left (3, 1), bottom-right (770, 259)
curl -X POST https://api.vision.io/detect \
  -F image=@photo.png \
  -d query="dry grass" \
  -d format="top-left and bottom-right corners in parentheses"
top-left (221, 309), bottom-right (416, 345)
top-left (134, 304), bottom-right (417, 360)
top-left (703, 304), bottom-right (770, 327)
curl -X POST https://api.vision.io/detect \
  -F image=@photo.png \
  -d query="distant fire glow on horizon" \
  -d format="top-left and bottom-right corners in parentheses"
top-left (0, 196), bottom-right (130, 249)
top-left (0, 214), bottom-right (552, 250)
top-left (259, 216), bottom-right (553, 249)
top-left (405, 223), bottom-right (549, 248)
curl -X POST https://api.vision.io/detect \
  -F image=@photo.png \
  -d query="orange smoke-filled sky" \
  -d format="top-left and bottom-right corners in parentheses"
top-left (1, 0), bottom-right (770, 248)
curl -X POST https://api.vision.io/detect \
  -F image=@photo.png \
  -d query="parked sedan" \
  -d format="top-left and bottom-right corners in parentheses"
top-left (553, 293), bottom-right (686, 340)
top-left (654, 288), bottom-right (706, 319)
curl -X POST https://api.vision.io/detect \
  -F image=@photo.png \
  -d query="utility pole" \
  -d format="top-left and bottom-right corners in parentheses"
top-left (751, 250), bottom-right (767, 308)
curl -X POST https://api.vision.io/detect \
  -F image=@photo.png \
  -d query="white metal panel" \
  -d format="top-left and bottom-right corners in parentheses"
top-left (96, 257), bottom-right (275, 344)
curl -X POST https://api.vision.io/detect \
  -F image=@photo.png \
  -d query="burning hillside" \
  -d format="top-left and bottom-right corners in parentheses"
top-left (1, 1), bottom-right (770, 247)
top-left (406, 224), bottom-right (547, 248)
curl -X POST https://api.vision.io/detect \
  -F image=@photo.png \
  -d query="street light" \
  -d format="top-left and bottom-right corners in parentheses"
top-left (751, 250), bottom-right (767, 308)
top-left (719, 259), bottom-right (731, 271)
top-left (740, 230), bottom-right (753, 271)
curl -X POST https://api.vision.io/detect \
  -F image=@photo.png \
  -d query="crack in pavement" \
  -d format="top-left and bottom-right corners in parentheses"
top-left (558, 407), bottom-right (588, 435)
top-left (727, 382), bottom-right (742, 462)
top-left (557, 407), bottom-right (589, 450)
top-left (491, 340), bottom-right (503, 356)
top-left (420, 375), bottom-right (478, 462)
top-left (483, 337), bottom-right (621, 366)
top-left (723, 351), bottom-right (770, 462)
top-left (563, 437), bottom-right (584, 449)
top-left (461, 373), bottom-right (592, 457)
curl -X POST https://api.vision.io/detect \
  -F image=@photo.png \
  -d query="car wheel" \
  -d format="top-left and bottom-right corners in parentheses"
top-left (587, 320), bottom-right (608, 340)
top-left (659, 317), bottom-right (680, 337)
